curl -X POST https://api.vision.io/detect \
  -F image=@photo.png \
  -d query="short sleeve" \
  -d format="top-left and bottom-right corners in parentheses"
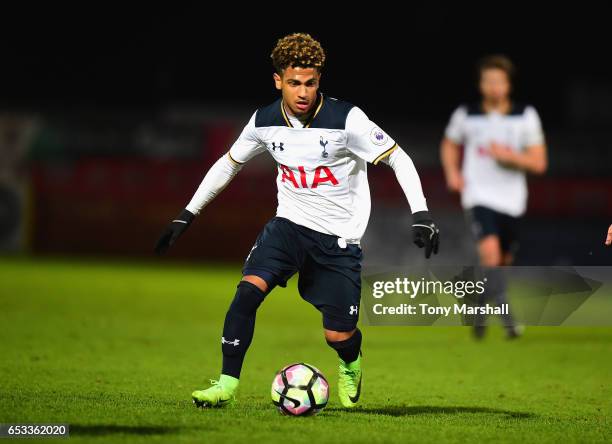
top-left (228, 112), bottom-right (267, 164)
top-left (346, 107), bottom-right (397, 165)
top-left (444, 106), bottom-right (467, 144)
top-left (522, 106), bottom-right (545, 147)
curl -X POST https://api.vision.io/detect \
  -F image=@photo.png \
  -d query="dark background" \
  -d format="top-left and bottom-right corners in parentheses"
top-left (0, 5), bottom-right (610, 265)
top-left (2, 5), bottom-right (611, 125)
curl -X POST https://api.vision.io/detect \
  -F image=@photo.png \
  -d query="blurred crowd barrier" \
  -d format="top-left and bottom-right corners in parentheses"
top-left (0, 107), bottom-right (610, 265)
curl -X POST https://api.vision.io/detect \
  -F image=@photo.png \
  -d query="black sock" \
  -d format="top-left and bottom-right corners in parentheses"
top-left (221, 281), bottom-right (266, 378)
top-left (484, 268), bottom-right (515, 328)
top-left (327, 328), bottom-right (362, 363)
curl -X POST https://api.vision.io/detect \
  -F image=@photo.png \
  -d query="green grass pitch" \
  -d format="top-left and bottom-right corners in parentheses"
top-left (0, 257), bottom-right (610, 443)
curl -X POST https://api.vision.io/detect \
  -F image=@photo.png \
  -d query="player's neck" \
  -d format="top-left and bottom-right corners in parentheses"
top-left (481, 98), bottom-right (511, 115)
top-left (283, 93), bottom-right (322, 125)
top-left (283, 102), bottom-right (311, 126)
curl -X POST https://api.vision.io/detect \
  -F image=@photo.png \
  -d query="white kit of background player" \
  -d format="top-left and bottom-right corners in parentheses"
top-left (445, 103), bottom-right (545, 218)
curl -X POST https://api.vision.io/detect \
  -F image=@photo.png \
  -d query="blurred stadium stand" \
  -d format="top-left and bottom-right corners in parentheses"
top-left (1, 105), bottom-right (608, 266)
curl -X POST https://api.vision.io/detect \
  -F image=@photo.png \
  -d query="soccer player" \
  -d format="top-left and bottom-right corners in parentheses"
top-left (440, 55), bottom-right (547, 338)
top-left (606, 225), bottom-right (612, 246)
top-left (155, 33), bottom-right (440, 408)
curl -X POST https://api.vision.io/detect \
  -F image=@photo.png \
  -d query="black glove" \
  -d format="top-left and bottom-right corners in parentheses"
top-left (154, 209), bottom-right (195, 255)
top-left (412, 211), bottom-right (440, 259)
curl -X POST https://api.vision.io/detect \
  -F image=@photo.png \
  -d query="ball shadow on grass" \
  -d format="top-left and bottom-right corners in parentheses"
top-left (325, 405), bottom-right (536, 419)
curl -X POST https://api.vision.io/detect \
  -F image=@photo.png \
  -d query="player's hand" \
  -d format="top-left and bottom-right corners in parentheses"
top-left (489, 142), bottom-right (516, 166)
top-left (412, 211), bottom-right (440, 259)
top-left (154, 209), bottom-right (196, 255)
top-left (605, 224), bottom-right (612, 246)
top-left (446, 171), bottom-right (464, 193)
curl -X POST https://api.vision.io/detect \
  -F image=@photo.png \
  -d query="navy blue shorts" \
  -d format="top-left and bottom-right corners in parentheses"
top-left (243, 217), bottom-right (362, 332)
top-left (466, 206), bottom-right (520, 254)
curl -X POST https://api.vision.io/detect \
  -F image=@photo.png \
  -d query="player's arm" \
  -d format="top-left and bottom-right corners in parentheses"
top-left (345, 107), bottom-right (439, 258)
top-left (440, 106), bottom-right (466, 192)
top-left (380, 147), bottom-right (440, 258)
top-left (490, 106), bottom-right (548, 174)
top-left (605, 224), bottom-right (612, 246)
top-left (155, 113), bottom-right (265, 254)
top-left (440, 137), bottom-right (464, 192)
top-left (489, 142), bottom-right (547, 174)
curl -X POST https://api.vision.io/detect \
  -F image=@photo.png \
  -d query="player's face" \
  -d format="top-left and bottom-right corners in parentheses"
top-left (273, 67), bottom-right (320, 117)
top-left (479, 68), bottom-right (511, 102)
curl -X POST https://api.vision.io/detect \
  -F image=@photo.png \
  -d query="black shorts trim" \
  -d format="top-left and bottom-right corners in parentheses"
top-left (466, 206), bottom-right (520, 254)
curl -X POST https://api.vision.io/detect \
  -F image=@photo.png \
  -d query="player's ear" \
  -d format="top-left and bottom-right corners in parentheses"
top-left (273, 72), bottom-right (282, 90)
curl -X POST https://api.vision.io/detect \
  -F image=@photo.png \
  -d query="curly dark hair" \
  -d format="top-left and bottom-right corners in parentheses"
top-left (477, 54), bottom-right (515, 81)
top-left (271, 33), bottom-right (326, 74)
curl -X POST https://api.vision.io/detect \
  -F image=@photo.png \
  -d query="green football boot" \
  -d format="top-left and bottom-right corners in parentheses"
top-left (338, 354), bottom-right (362, 408)
top-left (192, 374), bottom-right (239, 408)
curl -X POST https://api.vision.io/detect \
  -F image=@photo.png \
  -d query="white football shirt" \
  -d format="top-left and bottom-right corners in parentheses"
top-left (228, 94), bottom-right (403, 243)
top-left (445, 103), bottom-right (545, 217)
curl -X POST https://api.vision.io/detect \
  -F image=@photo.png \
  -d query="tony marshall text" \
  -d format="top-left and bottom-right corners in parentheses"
top-left (372, 303), bottom-right (509, 316)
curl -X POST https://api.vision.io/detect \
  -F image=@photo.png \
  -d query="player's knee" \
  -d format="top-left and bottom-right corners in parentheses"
top-left (324, 328), bottom-right (355, 342)
top-left (478, 236), bottom-right (502, 266)
top-left (228, 281), bottom-right (266, 317)
top-left (481, 256), bottom-right (501, 267)
top-left (322, 315), bottom-right (357, 336)
top-left (241, 274), bottom-right (269, 293)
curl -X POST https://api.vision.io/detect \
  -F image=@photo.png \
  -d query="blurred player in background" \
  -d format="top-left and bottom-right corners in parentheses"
top-left (155, 33), bottom-right (439, 408)
top-left (440, 55), bottom-right (547, 338)
top-left (0, 115), bottom-right (35, 253)
top-left (605, 225), bottom-right (612, 246)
